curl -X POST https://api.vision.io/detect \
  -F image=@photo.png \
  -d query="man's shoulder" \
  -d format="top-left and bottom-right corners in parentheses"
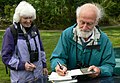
top-left (100, 30), bottom-right (109, 39)
top-left (96, 26), bottom-right (109, 39)
top-left (99, 30), bottom-right (112, 45)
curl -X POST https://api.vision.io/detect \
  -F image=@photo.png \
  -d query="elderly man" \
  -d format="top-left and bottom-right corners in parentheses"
top-left (50, 3), bottom-right (116, 79)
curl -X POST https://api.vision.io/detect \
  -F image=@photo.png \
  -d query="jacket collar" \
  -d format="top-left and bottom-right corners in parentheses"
top-left (67, 24), bottom-right (101, 52)
top-left (73, 25), bottom-right (100, 46)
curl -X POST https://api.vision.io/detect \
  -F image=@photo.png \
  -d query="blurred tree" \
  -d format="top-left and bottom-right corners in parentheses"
top-left (0, 0), bottom-right (120, 29)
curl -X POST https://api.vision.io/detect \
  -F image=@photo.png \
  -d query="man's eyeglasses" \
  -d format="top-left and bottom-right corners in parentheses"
top-left (79, 20), bottom-right (95, 27)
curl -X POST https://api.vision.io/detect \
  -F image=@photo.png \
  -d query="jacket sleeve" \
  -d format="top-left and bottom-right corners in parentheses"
top-left (1, 27), bottom-right (25, 70)
top-left (99, 37), bottom-right (116, 76)
top-left (37, 30), bottom-right (47, 68)
top-left (50, 32), bottom-right (69, 71)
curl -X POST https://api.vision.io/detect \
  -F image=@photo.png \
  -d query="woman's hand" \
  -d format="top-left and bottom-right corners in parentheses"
top-left (43, 68), bottom-right (48, 75)
top-left (25, 62), bottom-right (36, 71)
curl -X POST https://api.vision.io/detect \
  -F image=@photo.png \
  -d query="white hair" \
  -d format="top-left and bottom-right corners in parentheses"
top-left (13, 1), bottom-right (36, 23)
top-left (76, 3), bottom-right (104, 21)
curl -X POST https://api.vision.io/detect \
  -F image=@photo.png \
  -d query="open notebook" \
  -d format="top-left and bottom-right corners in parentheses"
top-left (48, 68), bottom-right (95, 82)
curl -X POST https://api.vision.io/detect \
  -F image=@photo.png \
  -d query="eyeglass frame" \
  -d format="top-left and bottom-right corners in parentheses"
top-left (78, 20), bottom-right (97, 27)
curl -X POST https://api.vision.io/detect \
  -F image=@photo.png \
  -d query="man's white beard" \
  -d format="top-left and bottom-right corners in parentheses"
top-left (76, 26), bottom-right (94, 38)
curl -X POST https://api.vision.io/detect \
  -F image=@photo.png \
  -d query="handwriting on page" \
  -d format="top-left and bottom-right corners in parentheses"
top-left (48, 72), bottom-right (72, 81)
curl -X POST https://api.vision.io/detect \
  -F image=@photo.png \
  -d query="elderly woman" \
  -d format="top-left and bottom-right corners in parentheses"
top-left (1, 1), bottom-right (48, 83)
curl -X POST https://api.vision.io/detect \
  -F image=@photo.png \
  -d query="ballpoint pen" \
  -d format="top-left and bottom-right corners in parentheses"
top-left (27, 61), bottom-right (31, 64)
top-left (57, 61), bottom-right (67, 73)
top-left (57, 61), bottom-right (67, 74)
top-left (57, 61), bottom-right (64, 70)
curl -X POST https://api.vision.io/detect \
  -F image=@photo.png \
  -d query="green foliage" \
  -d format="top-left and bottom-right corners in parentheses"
top-left (92, 0), bottom-right (120, 25)
top-left (27, 0), bottom-right (74, 30)
top-left (0, 0), bottom-right (120, 30)
top-left (4, 5), bottom-right (16, 22)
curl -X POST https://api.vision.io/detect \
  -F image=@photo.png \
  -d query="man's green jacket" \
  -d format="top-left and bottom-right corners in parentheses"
top-left (50, 24), bottom-right (116, 77)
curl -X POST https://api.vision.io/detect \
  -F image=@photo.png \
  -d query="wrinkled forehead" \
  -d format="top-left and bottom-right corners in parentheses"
top-left (80, 9), bottom-right (97, 20)
top-left (78, 6), bottom-right (97, 22)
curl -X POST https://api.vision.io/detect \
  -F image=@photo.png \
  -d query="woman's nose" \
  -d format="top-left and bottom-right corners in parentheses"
top-left (26, 19), bottom-right (31, 22)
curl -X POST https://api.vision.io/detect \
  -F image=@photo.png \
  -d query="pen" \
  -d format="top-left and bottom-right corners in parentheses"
top-left (57, 61), bottom-right (67, 74)
top-left (27, 61), bottom-right (31, 64)
top-left (57, 61), bottom-right (63, 70)
top-left (27, 61), bottom-right (36, 69)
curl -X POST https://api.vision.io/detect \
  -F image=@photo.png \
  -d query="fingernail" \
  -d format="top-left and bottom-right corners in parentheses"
top-left (87, 69), bottom-right (90, 71)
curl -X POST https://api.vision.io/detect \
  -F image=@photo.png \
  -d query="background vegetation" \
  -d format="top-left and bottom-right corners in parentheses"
top-left (0, 0), bottom-right (120, 30)
top-left (0, 0), bottom-right (120, 82)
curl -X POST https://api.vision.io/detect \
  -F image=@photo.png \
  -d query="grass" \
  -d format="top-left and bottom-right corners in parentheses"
top-left (0, 26), bottom-right (120, 82)
top-left (101, 26), bottom-right (120, 47)
top-left (40, 31), bottom-right (61, 74)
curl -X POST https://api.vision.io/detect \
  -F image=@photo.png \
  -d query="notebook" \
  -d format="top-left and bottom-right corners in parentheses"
top-left (48, 68), bottom-right (95, 82)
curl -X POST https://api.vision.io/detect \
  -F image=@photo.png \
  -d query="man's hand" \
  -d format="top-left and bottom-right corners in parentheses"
top-left (55, 65), bottom-right (67, 76)
top-left (87, 65), bottom-right (100, 78)
top-left (25, 62), bottom-right (36, 71)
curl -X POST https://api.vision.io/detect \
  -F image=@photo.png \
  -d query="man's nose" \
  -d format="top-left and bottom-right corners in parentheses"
top-left (82, 23), bottom-right (88, 30)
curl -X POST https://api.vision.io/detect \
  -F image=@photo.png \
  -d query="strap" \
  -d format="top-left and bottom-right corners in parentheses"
top-left (5, 25), bottom-right (17, 75)
top-left (9, 24), bottom-right (18, 45)
top-left (75, 30), bottom-right (79, 65)
top-left (33, 37), bottom-right (38, 51)
top-left (76, 36), bottom-right (96, 68)
top-left (33, 25), bottom-right (44, 51)
top-left (24, 33), bottom-right (31, 52)
top-left (85, 45), bottom-right (100, 50)
top-left (5, 65), bottom-right (8, 74)
top-left (87, 41), bottom-right (94, 66)
top-left (22, 27), bottom-right (32, 53)
top-left (4, 65), bottom-right (9, 76)
top-left (22, 26), bottom-right (39, 56)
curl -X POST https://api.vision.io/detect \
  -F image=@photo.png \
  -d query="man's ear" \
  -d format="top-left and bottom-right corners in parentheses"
top-left (95, 20), bottom-right (99, 26)
top-left (76, 18), bottom-right (79, 24)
